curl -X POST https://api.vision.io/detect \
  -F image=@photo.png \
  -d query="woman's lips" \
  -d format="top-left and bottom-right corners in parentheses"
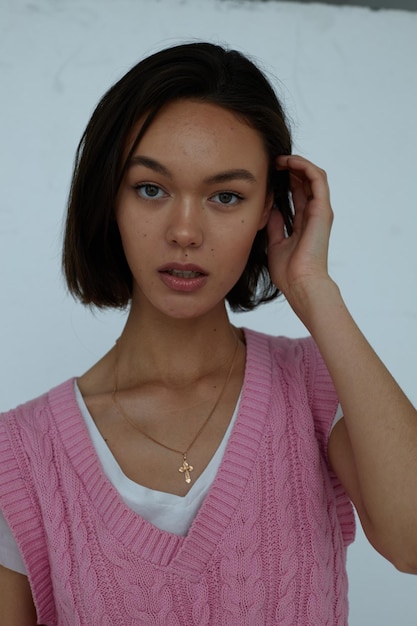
top-left (158, 263), bottom-right (208, 292)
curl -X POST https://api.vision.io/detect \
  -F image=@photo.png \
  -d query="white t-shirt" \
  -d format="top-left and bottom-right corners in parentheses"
top-left (0, 381), bottom-right (343, 575)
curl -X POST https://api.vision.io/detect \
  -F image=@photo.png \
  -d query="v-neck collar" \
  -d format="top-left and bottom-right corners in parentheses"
top-left (47, 328), bottom-right (273, 581)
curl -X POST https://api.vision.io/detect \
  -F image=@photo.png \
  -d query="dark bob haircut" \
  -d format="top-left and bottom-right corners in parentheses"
top-left (63, 42), bottom-right (293, 311)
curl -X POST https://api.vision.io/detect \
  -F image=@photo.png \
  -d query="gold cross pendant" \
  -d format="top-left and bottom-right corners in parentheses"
top-left (179, 455), bottom-right (194, 484)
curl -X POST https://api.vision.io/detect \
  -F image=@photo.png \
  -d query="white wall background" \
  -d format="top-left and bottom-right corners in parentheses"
top-left (0, 0), bottom-right (416, 622)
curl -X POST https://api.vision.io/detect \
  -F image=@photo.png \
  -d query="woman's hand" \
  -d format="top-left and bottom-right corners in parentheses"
top-left (267, 155), bottom-right (335, 315)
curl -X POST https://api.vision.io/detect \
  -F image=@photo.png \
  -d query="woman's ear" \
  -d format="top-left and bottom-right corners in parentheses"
top-left (258, 191), bottom-right (274, 230)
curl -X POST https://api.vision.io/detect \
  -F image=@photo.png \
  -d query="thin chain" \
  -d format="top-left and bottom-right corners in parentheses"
top-left (112, 335), bottom-right (239, 482)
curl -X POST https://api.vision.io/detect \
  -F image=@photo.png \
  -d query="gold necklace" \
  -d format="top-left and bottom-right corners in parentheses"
top-left (112, 336), bottom-right (239, 485)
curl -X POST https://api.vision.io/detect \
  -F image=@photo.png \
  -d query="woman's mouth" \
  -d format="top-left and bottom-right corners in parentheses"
top-left (158, 264), bottom-right (208, 292)
top-left (165, 269), bottom-right (204, 278)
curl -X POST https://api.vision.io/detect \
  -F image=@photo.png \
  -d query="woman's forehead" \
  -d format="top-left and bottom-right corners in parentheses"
top-left (125, 100), bottom-right (267, 166)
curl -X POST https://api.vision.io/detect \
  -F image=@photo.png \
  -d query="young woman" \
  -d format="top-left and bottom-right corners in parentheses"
top-left (0, 42), bottom-right (416, 626)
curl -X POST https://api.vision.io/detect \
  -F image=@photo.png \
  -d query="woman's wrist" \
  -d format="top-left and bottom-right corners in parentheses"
top-left (285, 276), bottom-right (344, 332)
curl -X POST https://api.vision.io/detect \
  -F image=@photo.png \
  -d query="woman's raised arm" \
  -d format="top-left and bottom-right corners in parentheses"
top-left (267, 155), bottom-right (417, 573)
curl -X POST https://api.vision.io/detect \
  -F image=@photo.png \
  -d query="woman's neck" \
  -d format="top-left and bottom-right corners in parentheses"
top-left (116, 304), bottom-right (240, 389)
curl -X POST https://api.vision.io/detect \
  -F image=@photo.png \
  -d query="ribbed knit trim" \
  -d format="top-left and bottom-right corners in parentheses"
top-left (301, 336), bottom-right (356, 547)
top-left (0, 397), bottom-right (55, 622)
top-left (45, 328), bottom-right (273, 582)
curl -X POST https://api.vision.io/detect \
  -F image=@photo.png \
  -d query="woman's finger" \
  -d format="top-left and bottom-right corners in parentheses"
top-left (276, 155), bottom-right (330, 205)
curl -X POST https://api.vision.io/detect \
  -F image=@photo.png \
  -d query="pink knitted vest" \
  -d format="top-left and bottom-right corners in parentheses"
top-left (0, 329), bottom-right (355, 625)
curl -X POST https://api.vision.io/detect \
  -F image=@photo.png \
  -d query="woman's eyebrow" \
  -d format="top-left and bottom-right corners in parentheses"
top-left (128, 155), bottom-right (171, 177)
top-left (128, 155), bottom-right (257, 185)
top-left (128, 154), bottom-right (172, 178)
top-left (204, 169), bottom-right (257, 185)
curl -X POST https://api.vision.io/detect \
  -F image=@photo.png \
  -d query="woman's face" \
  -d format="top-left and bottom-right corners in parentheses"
top-left (115, 99), bottom-right (272, 321)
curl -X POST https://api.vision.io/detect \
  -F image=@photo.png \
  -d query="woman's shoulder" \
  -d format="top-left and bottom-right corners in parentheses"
top-left (243, 327), bottom-right (333, 398)
top-left (243, 326), bottom-right (315, 361)
top-left (0, 379), bottom-right (76, 433)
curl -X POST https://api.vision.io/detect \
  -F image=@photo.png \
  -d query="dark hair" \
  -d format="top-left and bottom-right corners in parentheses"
top-left (63, 42), bottom-right (293, 311)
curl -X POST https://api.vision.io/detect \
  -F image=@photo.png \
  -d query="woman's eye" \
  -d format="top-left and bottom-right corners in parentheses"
top-left (135, 184), bottom-right (165, 199)
top-left (211, 192), bottom-right (243, 205)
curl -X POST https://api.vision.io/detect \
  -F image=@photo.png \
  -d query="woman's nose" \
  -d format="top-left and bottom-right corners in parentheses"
top-left (166, 201), bottom-right (204, 248)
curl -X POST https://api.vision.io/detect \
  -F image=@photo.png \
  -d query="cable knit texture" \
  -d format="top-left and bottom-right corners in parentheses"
top-left (0, 329), bottom-right (355, 625)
